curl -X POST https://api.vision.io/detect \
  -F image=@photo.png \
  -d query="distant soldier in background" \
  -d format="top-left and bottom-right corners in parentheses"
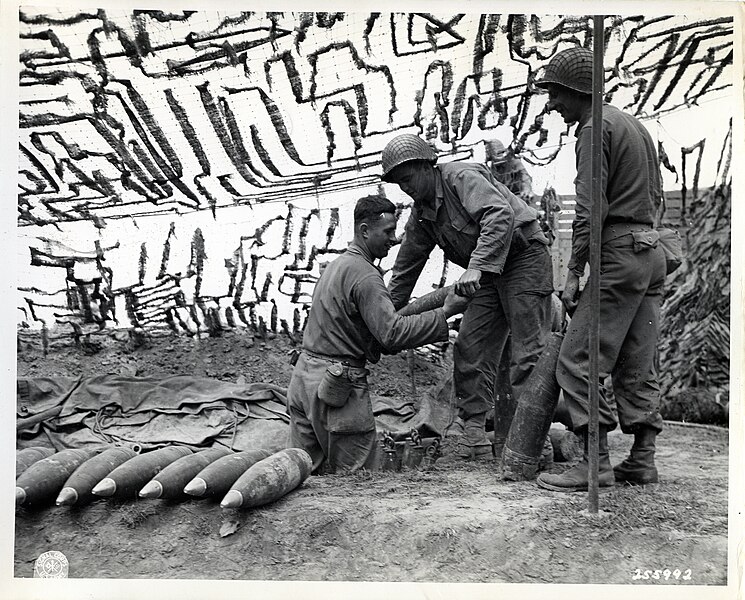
top-left (485, 139), bottom-right (534, 205)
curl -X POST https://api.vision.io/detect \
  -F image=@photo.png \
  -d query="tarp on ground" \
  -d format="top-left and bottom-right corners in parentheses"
top-left (17, 374), bottom-right (453, 452)
top-left (17, 375), bottom-right (290, 452)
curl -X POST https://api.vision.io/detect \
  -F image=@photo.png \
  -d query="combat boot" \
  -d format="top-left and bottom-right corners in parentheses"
top-left (439, 412), bottom-right (493, 463)
top-left (613, 426), bottom-right (659, 485)
top-left (536, 426), bottom-right (615, 492)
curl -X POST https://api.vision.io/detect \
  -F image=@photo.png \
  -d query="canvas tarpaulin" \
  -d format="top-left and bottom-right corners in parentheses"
top-left (17, 375), bottom-right (291, 453)
top-left (17, 374), bottom-right (454, 452)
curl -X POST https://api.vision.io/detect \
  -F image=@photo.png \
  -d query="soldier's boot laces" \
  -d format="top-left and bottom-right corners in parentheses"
top-left (613, 426), bottom-right (659, 485)
top-left (536, 426), bottom-right (615, 492)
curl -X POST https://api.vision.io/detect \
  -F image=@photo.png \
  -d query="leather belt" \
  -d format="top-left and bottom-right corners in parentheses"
top-left (302, 349), bottom-right (366, 368)
top-left (601, 222), bottom-right (653, 245)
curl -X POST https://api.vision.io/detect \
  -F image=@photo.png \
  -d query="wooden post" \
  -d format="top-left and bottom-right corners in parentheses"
top-left (587, 15), bottom-right (606, 514)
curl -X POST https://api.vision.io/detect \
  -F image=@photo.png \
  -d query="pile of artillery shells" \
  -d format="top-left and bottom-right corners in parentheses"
top-left (16, 445), bottom-right (313, 511)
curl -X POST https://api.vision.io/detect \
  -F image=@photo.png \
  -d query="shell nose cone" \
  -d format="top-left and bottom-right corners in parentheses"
top-left (138, 480), bottom-right (163, 499)
top-left (183, 478), bottom-right (207, 497)
top-left (92, 478), bottom-right (117, 497)
top-left (16, 487), bottom-right (26, 506)
top-left (220, 490), bottom-right (243, 508)
top-left (56, 487), bottom-right (79, 506)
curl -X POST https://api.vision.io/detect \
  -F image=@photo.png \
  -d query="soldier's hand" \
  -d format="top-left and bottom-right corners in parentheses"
top-left (562, 271), bottom-right (581, 317)
top-left (455, 269), bottom-right (482, 297)
top-left (443, 288), bottom-right (471, 318)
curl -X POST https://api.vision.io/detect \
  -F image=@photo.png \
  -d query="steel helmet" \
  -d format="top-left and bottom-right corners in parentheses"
top-left (536, 47), bottom-right (593, 95)
top-left (381, 134), bottom-right (437, 181)
top-left (485, 139), bottom-right (509, 163)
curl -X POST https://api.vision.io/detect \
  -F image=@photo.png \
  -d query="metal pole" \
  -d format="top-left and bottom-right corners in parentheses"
top-left (587, 15), bottom-right (605, 514)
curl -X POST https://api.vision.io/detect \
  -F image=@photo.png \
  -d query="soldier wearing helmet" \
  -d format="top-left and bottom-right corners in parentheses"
top-left (534, 47), bottom-right (667, 493)
top-left (381, 133), bottom-right (555, 462)
top-left (485, 139), bottom-right (534, 205)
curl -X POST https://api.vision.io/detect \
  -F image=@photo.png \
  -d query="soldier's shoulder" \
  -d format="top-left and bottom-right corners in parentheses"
top-left (440, 161), bottom-right (489, 177)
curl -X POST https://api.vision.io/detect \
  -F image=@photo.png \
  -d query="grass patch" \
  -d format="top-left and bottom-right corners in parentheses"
top-left (117, 503), bottom-right (159, 529)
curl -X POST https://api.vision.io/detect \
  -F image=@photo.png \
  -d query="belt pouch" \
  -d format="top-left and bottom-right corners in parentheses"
top-left (631, 229), bottom-right (660, 253)
top-left (327, 368), bottom-right (373, 433)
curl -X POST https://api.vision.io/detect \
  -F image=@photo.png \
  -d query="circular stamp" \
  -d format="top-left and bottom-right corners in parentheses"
top-left (33, 550), bottom-right (69, 578)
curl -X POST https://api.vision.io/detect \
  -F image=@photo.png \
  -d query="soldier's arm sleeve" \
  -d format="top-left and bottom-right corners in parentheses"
top-left (452, 169), bottom-right (515, 275)
top-left (569, 125), bottom-right (610, 275)
top-left (387, 209), bottom-right (436, 310)
top-left (356, 273), bottom-right (449, 353)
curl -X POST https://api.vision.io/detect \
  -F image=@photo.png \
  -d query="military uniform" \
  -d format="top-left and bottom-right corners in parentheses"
top-left (288, 243), bottom-right (449, 474)
top-left (388, 162), bottom-right (554, 421)
top-left (557, 103), bottom-right (666, 434)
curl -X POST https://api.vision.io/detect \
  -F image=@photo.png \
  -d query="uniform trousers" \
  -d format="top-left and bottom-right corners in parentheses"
top-left (287, 352), bottom-right (377, 473)
top-left (556, 234), bottom-right (666, 433)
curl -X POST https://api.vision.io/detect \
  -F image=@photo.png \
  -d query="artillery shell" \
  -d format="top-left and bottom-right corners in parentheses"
top-left (56, 446), bottom-right (139, 506)
top-left (502, 331), bottom-right (565, 481)
top-left (139, 447), bottom-right (232, 499)
top-left (397, 285), bottom-right (453, 316)
top-left (183, 449), bottom-right (271, 498)
top-left (92, 446), bottom-right (193, 499)
top-left (16, 448), bottom-right (101, 507)
top-left (220, 448), bottom-right (312, 509)
top-left (16, 447), bottom-right (55, 478)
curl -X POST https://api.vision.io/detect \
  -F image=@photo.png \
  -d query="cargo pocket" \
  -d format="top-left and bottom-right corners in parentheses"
top-left (327, 370), bottom-right (374, 434)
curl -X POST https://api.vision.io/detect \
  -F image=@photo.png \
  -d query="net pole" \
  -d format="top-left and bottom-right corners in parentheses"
top-left (587, 14), bottom-right (606, 515)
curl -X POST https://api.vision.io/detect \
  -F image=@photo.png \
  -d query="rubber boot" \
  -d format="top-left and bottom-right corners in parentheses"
top-left (613, 426), bottom-right (659, 485)
top-left (536, 426), bottom-right (615, 492)
top-left (439, 413), bottom-right (493, 463)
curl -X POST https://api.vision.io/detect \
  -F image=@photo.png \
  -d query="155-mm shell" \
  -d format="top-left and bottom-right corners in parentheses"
top-left (183, 449), bottom-right (271, 498)
top-left (56, 446), bottom-right (139, 506)
top-left (16, 448), bottom-right (101, 507)
top-left (220, 448), bottom-right (312, 509)
top-left (139, 446), bottom-right (232, 499)
top-left (91, 446), bottom-right (193, 498)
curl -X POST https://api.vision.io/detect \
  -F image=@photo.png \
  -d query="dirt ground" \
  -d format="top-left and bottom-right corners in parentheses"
top-left (13, 329), bottom-right (731, 587)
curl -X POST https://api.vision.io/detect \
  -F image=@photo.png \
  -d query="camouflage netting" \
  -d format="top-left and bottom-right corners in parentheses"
top-left (658, 184), bottom-right (731, 424)
top-left (17, 11), bottom-right (734, 339)
top-left (15, 10), bottom-right (735, 423)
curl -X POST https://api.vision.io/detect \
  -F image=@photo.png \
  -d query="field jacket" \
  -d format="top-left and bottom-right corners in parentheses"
top-left (302, 243), bottom-right (449, 364)
top-left (570, 103), bottom-right (662, 275)
top-left (389, 162), bottom-right (542, 308)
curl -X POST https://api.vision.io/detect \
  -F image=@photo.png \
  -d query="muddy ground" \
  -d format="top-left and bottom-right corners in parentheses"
top-left (12, 329), bottom-right (731, 591)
